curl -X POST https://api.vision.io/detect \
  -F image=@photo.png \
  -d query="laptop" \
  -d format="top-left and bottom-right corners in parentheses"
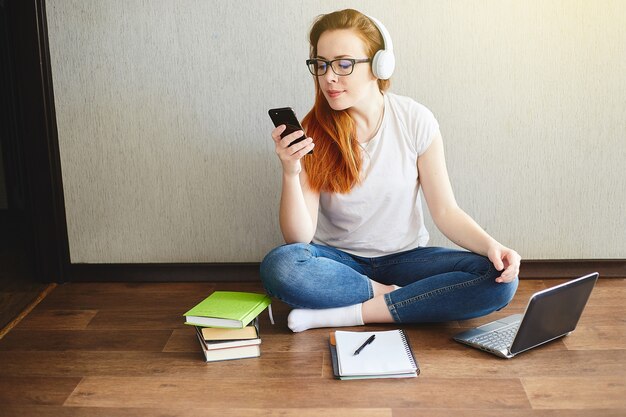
top-left (453, 272), bottom-right (598, 358)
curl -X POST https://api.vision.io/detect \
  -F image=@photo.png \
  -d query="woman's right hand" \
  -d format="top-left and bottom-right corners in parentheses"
top-left (272, 125), bottom-right (315, 176)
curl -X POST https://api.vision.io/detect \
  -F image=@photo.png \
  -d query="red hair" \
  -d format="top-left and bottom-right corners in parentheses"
top-left (302, 9), bottom-right (390, 193)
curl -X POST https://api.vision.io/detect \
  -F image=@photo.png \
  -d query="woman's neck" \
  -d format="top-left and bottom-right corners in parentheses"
top-left (348, 90), bottom-right (385, 144)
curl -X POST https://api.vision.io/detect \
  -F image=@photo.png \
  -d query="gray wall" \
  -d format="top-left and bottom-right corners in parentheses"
top-left (45, 0), bottom-right (626, 263)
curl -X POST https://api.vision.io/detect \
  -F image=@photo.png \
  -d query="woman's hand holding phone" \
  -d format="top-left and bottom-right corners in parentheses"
top-left (268, 107), bottom-right (314, 176)
top-left (271, 125), bottom-right (315, 176)
top-left (268, 108), bottom-right (318, 243)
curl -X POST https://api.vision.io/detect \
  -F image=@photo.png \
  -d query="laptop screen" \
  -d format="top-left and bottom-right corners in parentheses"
top-left (510, 273), bottom-right (598, 354)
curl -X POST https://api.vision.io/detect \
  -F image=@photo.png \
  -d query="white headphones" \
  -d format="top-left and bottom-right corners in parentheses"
top-left (367, 15), bottom-right (395, 80)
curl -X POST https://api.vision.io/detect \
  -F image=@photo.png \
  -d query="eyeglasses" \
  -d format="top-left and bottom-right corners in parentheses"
top-left (306, 58), bottom-right (371, 76)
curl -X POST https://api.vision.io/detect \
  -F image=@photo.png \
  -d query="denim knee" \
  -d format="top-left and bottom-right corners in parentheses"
top-left (474, 258), bottom-right (519, 314)
top-left (487, 273), bottom-right (519, 313)
top-left (496, 274), bottom-right (519, 309)
top-left (459, 252), bottom-right (497, 276)
top-left (259, 243), bottom-right (311, 297)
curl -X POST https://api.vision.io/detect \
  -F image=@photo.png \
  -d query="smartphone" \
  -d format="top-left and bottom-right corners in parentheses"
top-left (268, 107), bottom-right (312, 154)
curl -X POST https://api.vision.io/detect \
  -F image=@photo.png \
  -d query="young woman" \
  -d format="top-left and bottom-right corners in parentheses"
top-left (261, 9), bottom-right (521, 332)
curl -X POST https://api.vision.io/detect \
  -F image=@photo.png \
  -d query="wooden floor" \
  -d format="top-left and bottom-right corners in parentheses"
top-left (0, 278), bottom-right (625, 416)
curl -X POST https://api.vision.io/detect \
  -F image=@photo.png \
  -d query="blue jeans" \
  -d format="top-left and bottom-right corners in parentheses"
top-left (260, 243), bottom-right (518, 323)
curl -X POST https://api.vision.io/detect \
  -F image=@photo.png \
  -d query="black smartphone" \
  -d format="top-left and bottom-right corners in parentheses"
top-left (268, 107), bottom-right (312, 154)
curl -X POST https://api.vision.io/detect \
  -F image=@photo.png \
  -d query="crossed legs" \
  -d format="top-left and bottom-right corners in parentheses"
top-left (260, 243), bottom-right (518, 332)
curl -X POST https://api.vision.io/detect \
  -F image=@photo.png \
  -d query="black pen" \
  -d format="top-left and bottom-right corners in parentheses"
top-left (353, 334), bottom-right (376, 355)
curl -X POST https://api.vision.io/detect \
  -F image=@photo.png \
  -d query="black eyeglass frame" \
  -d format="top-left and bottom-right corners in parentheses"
top-left (306, 58), bottom-right (372, 76)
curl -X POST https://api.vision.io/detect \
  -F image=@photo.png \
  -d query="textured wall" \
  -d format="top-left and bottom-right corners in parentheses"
top-left (46, 0), bottom-right (626, 263)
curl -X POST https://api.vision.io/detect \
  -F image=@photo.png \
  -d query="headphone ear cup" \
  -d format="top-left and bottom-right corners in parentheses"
top-left (371, 50), bottom-right (395, 80)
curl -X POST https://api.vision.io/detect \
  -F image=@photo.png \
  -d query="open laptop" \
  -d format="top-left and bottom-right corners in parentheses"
top-left (453, 272), bottom-right (598, 358)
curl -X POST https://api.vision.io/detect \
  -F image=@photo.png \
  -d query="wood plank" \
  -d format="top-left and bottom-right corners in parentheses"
top-left (393, 409), bottom-right (626, 417)
top-left (594, 278), bottom-right (626, 287)
top-left (0, 406), bottom-right (392, 417)
top-left (416, 349), bottom-right (626, 378)
top-left (576, 304), bottom-right (626, 326)
top-left (2, 406), bottom-right (624, 417)
top-left (260, 331), bottom-right (332, 353)
top-left (521, 376), bottom-right (626, 409)
top-left (574, 282), bottom-right (625, 307)
top-left (86, 310), bottom-right (182, 330)
top-left (0, 329), bottom-right (172, 351)
top-left (0, 376), bottom-right (82, 406)
top-left (64, 377), bottom-right (531, 409)
top-left (0, 351), bottom-right (322, 379)
top-left (162, 328), bottom-right (200, 352)
top-left (16, 310), bottom-right (98, 330)
top-left (562, 325), bottom-right (626, 350)
top-left (36, 282), bottom-right (218, 311)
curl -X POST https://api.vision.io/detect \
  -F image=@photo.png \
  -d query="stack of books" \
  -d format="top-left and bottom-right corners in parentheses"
top-left (183, 291), bottom-right (271, 362)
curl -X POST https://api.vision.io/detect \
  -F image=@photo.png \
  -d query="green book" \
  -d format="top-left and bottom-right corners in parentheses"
top-left (183, 291), bottom-right (271, 329)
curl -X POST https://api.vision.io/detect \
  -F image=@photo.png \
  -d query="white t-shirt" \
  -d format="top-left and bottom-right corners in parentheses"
top-left (312, 92), bottom-right (440, 257)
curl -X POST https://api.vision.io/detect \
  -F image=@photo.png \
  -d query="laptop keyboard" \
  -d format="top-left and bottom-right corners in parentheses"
top-left (470, 325), bottom-right (519, 351)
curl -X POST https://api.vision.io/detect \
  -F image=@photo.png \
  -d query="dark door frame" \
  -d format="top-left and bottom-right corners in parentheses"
top-left (6, 0), bottom-right (70, 283)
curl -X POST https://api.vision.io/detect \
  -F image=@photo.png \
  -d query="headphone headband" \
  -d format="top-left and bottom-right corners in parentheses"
top-left (366, 15), bottom-right (394, 53)
top-left (366, 15), bottom-right (395, 80)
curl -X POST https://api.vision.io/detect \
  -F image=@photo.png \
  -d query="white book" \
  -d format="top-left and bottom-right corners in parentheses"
top-left (195, 331), bottom-right (260, 362)
top-left (334, 330), bottom-right (419, 379)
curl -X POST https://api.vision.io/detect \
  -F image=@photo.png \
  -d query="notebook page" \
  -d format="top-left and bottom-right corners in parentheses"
top-left (335, 330), bottom-right (417, 376)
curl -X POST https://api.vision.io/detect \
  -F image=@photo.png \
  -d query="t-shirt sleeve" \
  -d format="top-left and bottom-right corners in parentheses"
top-left (412, 102), bottom-right (440, 156)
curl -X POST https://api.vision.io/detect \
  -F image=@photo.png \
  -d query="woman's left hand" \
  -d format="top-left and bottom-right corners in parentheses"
top-left (487, 244), bottom-right (521, 283)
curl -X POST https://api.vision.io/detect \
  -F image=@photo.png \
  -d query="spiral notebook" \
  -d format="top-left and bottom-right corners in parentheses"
top-left (329, 330), bottom-right (419, 380)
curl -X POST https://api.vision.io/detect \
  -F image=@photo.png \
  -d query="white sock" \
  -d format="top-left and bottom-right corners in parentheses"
top-left (287, 304), bottom-right (364, 333)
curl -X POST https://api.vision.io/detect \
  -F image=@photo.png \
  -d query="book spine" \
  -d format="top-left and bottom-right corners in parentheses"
top-left (328, 340), bottom-right (340, 379)
top-left (239, 299), bottom-right (270, 328)
top-left (399, 330), bottom-right (419, 374)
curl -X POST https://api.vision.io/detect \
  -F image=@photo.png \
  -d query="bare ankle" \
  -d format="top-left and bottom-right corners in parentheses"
top-left (362, 296), bottom-right (394, 323)
top-left (371, 280), bottom-right (396, 297)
